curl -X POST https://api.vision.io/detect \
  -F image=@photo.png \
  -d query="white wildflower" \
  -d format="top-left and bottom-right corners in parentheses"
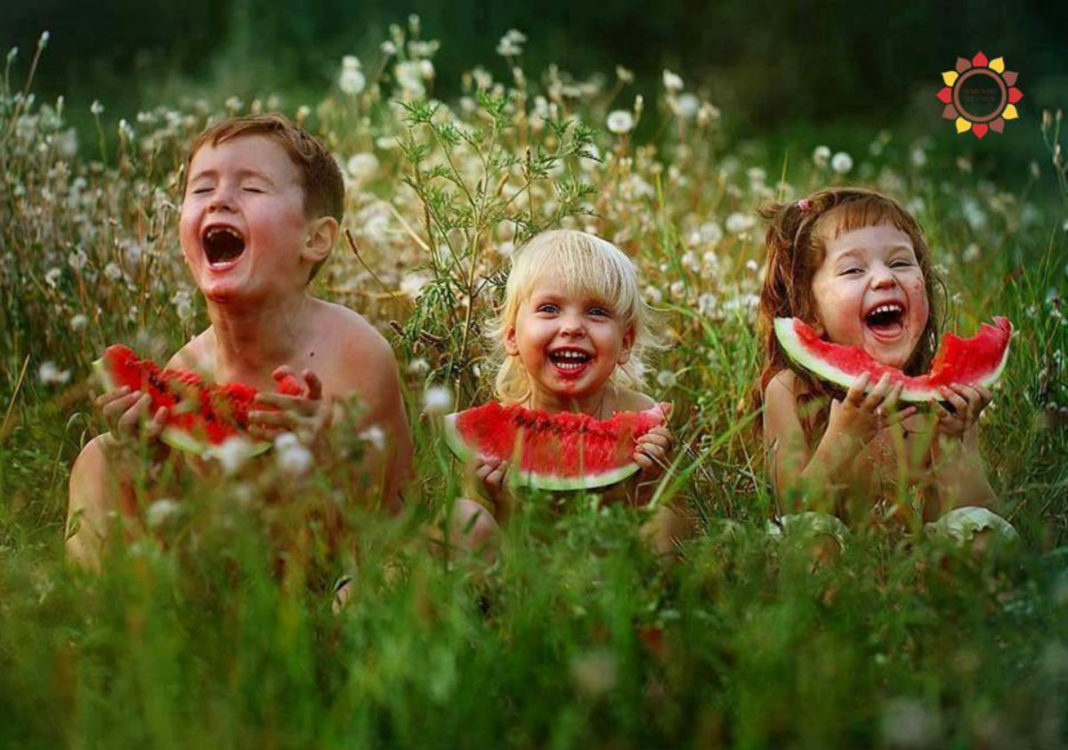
top-left (208, 435), bottom-right (257, 475)
top-left (423, 384), bottom-right (454, 415)
top-left (644, 285), bottom-right (663, 305)
top-left (662, 69), bottom-right (683, 91)
top-left (38, 361), bottom-right (71, 385)
top-left (45, 267), bottom-right (62, 288)
top-left (346, 152), bottom-right (379, 183)
top-left (656, 370), bottom-right (678, 388)
top-left (67, 249), bottom-right (88, 271)
top-left (496, 29), bottom-right (526, 57)
top-left (725, 212), bottom-right (755, 235)
top-left (146, 499), bottom-right (180, 530)
top-left (697, 102), bottom-right (721, 125)
top-left (498, 241), bottom-right (515, 256)
top-left (910, 147), bottom-right (927, 168)
top-left (296, 105), bottom-right (311, 122)
top-left (380, 40), bottom-right (397, 56)
top-left (570, 649), bottom-right (617, 697)
top-left (407, 358), bottom-right (430, 375)
top-left (359, 425), bottom-right (387, 452)
top-left (700, 221), bottom-right (724, 245)
top-left (90, 100), bottom-right (104, 116)
top-left (674, 93), bottom-right (699, 119)
top-left (681, 251), bottom-right (699, 272)
top-left (745, 259), bottom-right (759, 273)
top-left (104, 261), bottom-right (123, 281)
top-left (831, 151), bottom-right (853, 174)
top-left (879, 698), bottom-right (942, 750)
top-left (962, 243), bottom-right (981, 263)
top-left (961, 197), bottom-right (987, 230)
top-left (172, 289), bottom-right (194, 322)
top-left (702, 251), bottom-right (720, 271)
top-left (606, 110), bottom-right (635, 135)
top-left (670, 280), bottom-right (686, 298)
top-left (698, 292), bottom-right (718, 316)
top-left (812, 145), bottom-right (831, 168)
top-left (394, 61), bottom-right (426, 97)
top-left (338, 55), bottom-right (366, 96)
top-left (615, 65), bottom-right (634, 83)
top-left (70, 313), bottom-right (88, 331)
top-left (274, 432), bottom-right (313, 477)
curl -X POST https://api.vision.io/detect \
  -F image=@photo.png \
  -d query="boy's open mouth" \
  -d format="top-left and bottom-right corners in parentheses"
top-left (864, 301), bottom-right (905, 338)
top-left (202, 225), bottom-right (246, 267)
top-left (548, 348), bottom-right (592, 373)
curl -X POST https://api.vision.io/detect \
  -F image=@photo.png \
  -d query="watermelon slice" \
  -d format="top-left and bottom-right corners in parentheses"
top-left (774, 316), bottom-right (1013, 402)
top-left (443, 401), bottom-right (668, 491)
top-left (94, 345), bottom-right (303, 455)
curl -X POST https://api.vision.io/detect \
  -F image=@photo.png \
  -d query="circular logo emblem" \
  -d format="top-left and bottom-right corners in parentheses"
top-left (936, 52), bottom-right (1023, 139)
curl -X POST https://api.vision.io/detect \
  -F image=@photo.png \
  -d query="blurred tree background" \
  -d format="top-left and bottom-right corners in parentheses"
top-left (2, 0), bottom-right (1067, 175)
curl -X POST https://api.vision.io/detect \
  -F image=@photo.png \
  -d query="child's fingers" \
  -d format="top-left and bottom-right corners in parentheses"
top-left (302, 370), bottom-right (323, 401)
top-left (145, 406), bottom-right (169, 439)
top-left (939, 386), bottom-right (968, 414)
top-left (976, 385), bottom-right (993, 405)
top-left (633, 452), bottom-right (653, 471)
top-left (636, 432), bottom-right (672, 449)
top-left (96, 385), bottom-right (133, 409)
top-left (101, 389), bottom-right (141, 422)
top-left (846, 373), bottom-right (871, 407)
top-left (862, 373), bottom-right (892, 411)
top-left (249, 409), bottom-right (292, 428)
top-left (116, 393), bottom-right (152, 434)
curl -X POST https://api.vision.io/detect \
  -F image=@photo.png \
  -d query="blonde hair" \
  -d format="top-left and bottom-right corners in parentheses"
top-left (491, 230), bottom-right (659, 405)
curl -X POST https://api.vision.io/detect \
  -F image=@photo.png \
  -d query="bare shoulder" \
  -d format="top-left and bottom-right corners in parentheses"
top-left (614, 387), bottom-right (658, 413)
top-left (313, 299), bottom-right (394, 366)
top-left (310, 299), bottom-right (399, 401)
top-left (165, 328), bottom-right (215, 374)
top-left (765, 368), bottom-right (807, 400)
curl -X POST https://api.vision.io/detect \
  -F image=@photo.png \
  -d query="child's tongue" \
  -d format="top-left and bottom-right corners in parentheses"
top-left (867, 318), bottom-right (904, 337)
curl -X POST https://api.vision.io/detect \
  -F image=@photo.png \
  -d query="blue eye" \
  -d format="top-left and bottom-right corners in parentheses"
top-left (536, 303), bottom-right (558, 314)
top-left (588, 307), bottom-right (610, 317)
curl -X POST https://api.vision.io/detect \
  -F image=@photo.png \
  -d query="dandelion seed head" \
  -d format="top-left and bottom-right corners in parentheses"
top-left (146, 498), bottom-right (180, 530)
top-left (831, 151), bottom-right (853, 174)
top-left (657, 370), bottom-right (678, 388)
top-left (45, 267), bottom-right (62, 288)
top-left (359, 425), bottom-right (387, 452)
top-left (208, 436), bottom-right (256, 476)
top-left (38, 361), bottom-right (71, 386)
top-left (70, 313), bottom-right (88, 331)
top-left (725, 212), bottom-right (754, 235)
top-left (662, 69), bottom-right (683, 91)
top-left (90, 100), bottom-right (104, 116)
top-left (423, 384), bottom-right (453, 415)
top-left (606, 109), bottom-right (635, 135)
top-left (812, 145), bottom-right (831, 168)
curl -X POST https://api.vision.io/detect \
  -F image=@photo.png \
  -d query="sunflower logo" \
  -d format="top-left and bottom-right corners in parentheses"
top-left (936, 52), bottom-right (1023, 139)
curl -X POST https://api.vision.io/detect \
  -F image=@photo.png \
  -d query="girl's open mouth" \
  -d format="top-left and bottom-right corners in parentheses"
top-left (864, 302), bottom-right (905, 339)
top-left (202, 225), bottom-right (246, 268)
top-left (548, 348), bottom-right (592, 375)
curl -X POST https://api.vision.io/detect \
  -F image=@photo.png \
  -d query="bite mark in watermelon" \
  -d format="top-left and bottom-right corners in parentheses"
top-left (94, 345), bottom-right (303, 455)
top-left (443, 401), bottom-right (668, 491)
top-left (774, 316), bottom-right (1012, 401)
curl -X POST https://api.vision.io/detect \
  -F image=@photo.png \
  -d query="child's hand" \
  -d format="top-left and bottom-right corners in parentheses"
top-left (827, 372), bottom-right (917, 445)
top-left (634, 403), bottom-right (674, 480)
top-left (95, 384), bottom-right (169, 446)
top-left (474, 456), bottom-right (510, 505)
top-left (934, 384), bottom-right (991, 440)
top-left (249, 367), bottom-right (332, 445)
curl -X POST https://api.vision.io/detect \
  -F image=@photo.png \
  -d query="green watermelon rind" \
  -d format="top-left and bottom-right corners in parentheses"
top-left (773, 316), bottom-right (1012, 402)
top-left (92, 355), bottom-right (272, 457)
top-left (442, 410), bottom-right (643, 492)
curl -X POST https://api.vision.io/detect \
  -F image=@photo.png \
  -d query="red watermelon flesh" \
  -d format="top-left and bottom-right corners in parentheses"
top-left (95, 344), bottom-right (303, 454)
top-left (443, 401), bottom-right (668, 491)
top-left (774, 316), bottom-right (1012, 402)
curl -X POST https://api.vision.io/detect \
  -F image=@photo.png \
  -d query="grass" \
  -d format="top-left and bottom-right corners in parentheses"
top-left (2, 23), bottom-right (1067, 749)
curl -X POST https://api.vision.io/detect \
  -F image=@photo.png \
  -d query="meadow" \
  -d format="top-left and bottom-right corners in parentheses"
top-left (2, 23), bottom-right (1067, 749)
